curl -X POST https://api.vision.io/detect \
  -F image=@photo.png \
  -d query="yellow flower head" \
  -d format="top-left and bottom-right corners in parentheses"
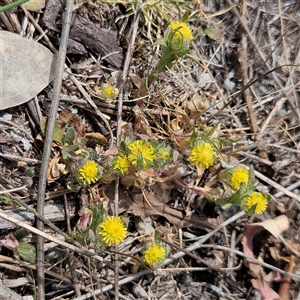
top-left (144, 243), bottom-right (166, 267)
top-left (230, 168), bottom-right (249, 190)
top-left (189, 143), bottom-right (215, 169)
top-left (245, 192), bottom-right (268, 214)
top-left (157, 148), bottom-right (171, 161)
top-left (79, 160), bottom-right (100, 184)
top-left (128, 140), bottom-right (155, 169)
top-left (169, 21), bottom-right (193, 41)
top-left (113, 155), bottom-right (130, 174)
top-left (98, 216), bottom-right (127, 246)
top-left (101, 83), bottom-right (119, 101)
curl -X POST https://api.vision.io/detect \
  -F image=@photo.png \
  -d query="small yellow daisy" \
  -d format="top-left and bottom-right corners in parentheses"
top-left (144, 243), bottom-right (166, 267)
top-left (78, 160), bottom-right (99, 185)
top-left (128, 140), bottom-right (155, 169)
top-left (189, 143), bottom-right (215, 169)
top-left (230, 168), bottom-right (249, 190)
top-left (113, 155), bottom-right (130, 174)
top-left (245, 192), bottom-right (268, 214)
top-left (157, 148), bottom-right (171, 161)
top-left (169, 21), bottom-right (193, 41)
top-left (101, 83), bottom-right (119, 101)
top-left (98, 216), bottom-right (127, 246)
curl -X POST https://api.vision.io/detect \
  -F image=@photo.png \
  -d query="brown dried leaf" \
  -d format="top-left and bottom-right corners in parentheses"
top-left (128, 73), bottom-right (143, 89)
top-left (77, 207), bottom-right (93, 231)
top-left (204, 27), bottom-right (224, 40)
top-left (58, 108), bottom-right (86, 138)
top-left (0, 31), bottom-right (54, 110)
top-left (47, 153), bottom-right (66, 183)
top-left (85, 132), bottom-right (108, 145)
top-left (127, 190), bottom-right (214, 231)
top-left (174, 179), bottom-right (222, 202)
top-left (23, 0), bottom-right (45, 11)
top-left (103, 146), bottom-right (119, 157)
top-left (242, 215), bottom-right (290, 300)
top-left (58, 108), bottom-right (73, 128)
top-left (133, 106), bottom-right (152, 136)
top-left (0, 233), bottom-right (18, 249)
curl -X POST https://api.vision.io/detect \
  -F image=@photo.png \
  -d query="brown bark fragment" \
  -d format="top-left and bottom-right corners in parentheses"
top-left (69, 14), bottom-right (123, 68)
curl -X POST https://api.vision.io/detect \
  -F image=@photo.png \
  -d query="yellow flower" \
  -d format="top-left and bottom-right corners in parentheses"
top-left (189, 143), bottom-right (215, 169)
top-left (157, 148), bottom-right (171, 161)
top-left (144, 243), bottom-right (166, 266)
top-left (245, 192), bottom-right (268, 214)
top-left (98, 216), bottom-right (127, 246)
top-left (79, 160), bottom-right (100, 184)
top-left (128, 140), bottom-right (155, 169)
top-left (113, 155), bottom-right (130, 174)
top-left (101, 83), bottom-right (119, 101)
top-left (169, 21), bottom-right (193, 41)
top-left (230, 168), bottom-right (249, 190)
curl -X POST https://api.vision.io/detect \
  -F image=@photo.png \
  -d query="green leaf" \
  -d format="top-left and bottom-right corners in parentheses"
top-left (63, 127), bottom-right (76, 145)
top-left (170, 29), bottom-right (184, 51)
top-left (182, 12), bottom-right (189, 23)
top-left (88, 204), bottom-right (105, 232)
top-left (14, 229), bottom-right (30, 240)
top-left (0, 0), bottom-right (30, 13)
top-left (16, 242), bottom-right (36, 264)
top-left (246, 204), bottom-right (257, 216)
top-left (53, 123), bottom-right (64, 144)
top-left (67, 183), bottom-right (80, 192)
top-left (136, 150), bottom-right (144, 169)
top-left (0, 195), bottom-right (23, 207)
top-left (62, 144), bottom-right (78, 161)
top-left (188, 131), bottom-right (199, 148)
top-left (247, 166), bottom-right (256, 191)
top-left (40, 117), bottom-right (64, 144)
top-left (154, 230), bottom-right (161, 243)
top-left (227, 183), bottom-right (247, 205)
top-left (97, 165), bottom-right (104, 179)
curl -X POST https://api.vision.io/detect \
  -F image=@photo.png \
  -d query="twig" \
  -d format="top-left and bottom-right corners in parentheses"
top-left (239, 0), bottom-right (258, 135)
top-left (115, 5), bottom-right (141, 147)
top-left (257, 97), bottom-right (285, 136)
top-left (278, 256), bottom-right (296, 299)
top-left (67, 69), bottom-right (114, 147)
top-left (21, 6), bottom-right (57, 54)
top-left (0, 210), bottom-right (105, 262)
top-left (227, 229), bottom-right (237, 277)
top-left (36, 0), bottom-right (73, 298)
top-left (0, 254), bottom-right (92, 292)
top-left (0, 197), bottom-right (76, 230)
top-left (0, 185), bottom-right (27, 194)
top-left (239, 0), bottom-right (271, 168)
top-left (253, 169), bottom-right (300, 203)
top-left (113, 5), bottom-right (141, 299)
top-left (274, 180), bottom-right (300, 199)
top-left (226, 0), bottom-right (300, 119)
top-left (64, 193), bottom-right (72, 234)
top-left (0, 152), bottom-right (41, 165)
top-left (159, 236), bottom-right (228, 273)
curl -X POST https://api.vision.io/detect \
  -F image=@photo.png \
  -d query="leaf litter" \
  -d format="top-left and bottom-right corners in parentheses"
top-left (0, 0), bottom-right (300, 299)
top-left (0, 31), bottom-right (54, 110)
